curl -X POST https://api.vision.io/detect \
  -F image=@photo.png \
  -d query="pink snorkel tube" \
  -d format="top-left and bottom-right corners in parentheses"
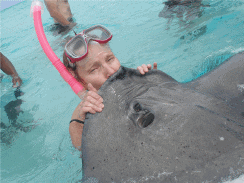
top-left (31, 0), bottom-right (84, 98)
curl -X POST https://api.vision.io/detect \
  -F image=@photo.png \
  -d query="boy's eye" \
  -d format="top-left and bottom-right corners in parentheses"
top-left (108, 57), bottom-right (114, 62)
top-left (91, 68), bottom-right (97, 73)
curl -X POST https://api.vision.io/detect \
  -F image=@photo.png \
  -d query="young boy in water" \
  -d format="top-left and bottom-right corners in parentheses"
top-left (63, 27), bottom-right (157, 150)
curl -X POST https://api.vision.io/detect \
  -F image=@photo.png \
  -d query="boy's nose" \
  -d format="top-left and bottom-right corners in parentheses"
top-left (104, 65), bottom-right (115, 78)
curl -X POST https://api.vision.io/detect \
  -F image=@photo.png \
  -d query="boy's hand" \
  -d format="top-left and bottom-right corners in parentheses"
top-left (72, 83), bottom-right (104, 121)
top-left (137, 62), bottom-right (157, 75)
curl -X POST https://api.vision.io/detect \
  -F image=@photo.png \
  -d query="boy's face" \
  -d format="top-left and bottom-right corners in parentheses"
top-left (76, 44), bottom-right (121, 90)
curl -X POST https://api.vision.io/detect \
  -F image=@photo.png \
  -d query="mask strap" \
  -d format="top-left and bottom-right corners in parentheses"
top-left (67, 57), bottom-right (76, 70)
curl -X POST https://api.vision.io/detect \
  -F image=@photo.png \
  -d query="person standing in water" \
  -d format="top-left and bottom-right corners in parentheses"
top-left (44, 0), bottom-right (76, 34)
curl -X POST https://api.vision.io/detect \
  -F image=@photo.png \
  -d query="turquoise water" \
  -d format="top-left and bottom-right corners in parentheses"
top-left (1, 0), bottom-right (244, 182)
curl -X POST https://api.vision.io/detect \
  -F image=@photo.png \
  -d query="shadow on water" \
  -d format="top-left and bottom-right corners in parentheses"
top-left (159, 0), bottom-right (210, 26)
top-left (46, 17), bottom-right (77, 37)
top-left (159, 0), bottom-right (210, 44)
top-left (1, 88), bottom-right (38, 145)
top-left (44, 21), bottom-right (86, 53)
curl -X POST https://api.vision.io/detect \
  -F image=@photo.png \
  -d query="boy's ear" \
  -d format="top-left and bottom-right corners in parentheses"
top-left (63, 51), bottom-right (76, 74)
top-left (70, 67), bottom-right (88, 89)
top-left (68, 68), bottom-right (76, 77)
top-left (63, 52), bottom-right (88, 89)
top-left (76, 74), bottom-right (87, 90)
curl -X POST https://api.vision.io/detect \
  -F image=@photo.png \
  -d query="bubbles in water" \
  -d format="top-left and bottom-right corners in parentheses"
top-left (237, 84), bottom-right (244, 93)
top-left (220, 137), bottom-right (224, 141)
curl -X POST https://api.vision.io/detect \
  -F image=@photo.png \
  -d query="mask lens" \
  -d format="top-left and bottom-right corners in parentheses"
top-left (85, 26), bottom-right (111, 41)
top-left (66, 35), bottom-right (87, 58)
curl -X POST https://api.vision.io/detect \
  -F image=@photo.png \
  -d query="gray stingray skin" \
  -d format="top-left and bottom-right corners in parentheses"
top-left (81, 52), bottom-right (244, 183)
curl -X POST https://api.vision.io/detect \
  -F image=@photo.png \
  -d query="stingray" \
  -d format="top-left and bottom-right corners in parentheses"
top-left (81, 52), bottom-right (244, 182)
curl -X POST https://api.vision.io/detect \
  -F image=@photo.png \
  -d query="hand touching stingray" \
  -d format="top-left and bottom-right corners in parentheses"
top-left (69, 83), bottom-right (104, 150)
top-left (69, 63), bottom-right (157, 150)
top-left (137, 62), bottom-right (157, 75)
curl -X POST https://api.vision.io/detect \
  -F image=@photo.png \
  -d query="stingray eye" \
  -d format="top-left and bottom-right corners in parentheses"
top-left (133, 103), bottom-right (142, 112)
top-left (128, 101), bottom-right (154, 128)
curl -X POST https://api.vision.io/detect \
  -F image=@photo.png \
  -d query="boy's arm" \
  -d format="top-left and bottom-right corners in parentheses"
top-left (69, 84), bottom-right (104, 151)
top-left (69, 120), bottom-right (84, 151)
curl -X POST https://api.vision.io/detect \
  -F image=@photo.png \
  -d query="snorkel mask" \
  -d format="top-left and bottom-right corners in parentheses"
top-left (64, 25), bottom-right (112, 64)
